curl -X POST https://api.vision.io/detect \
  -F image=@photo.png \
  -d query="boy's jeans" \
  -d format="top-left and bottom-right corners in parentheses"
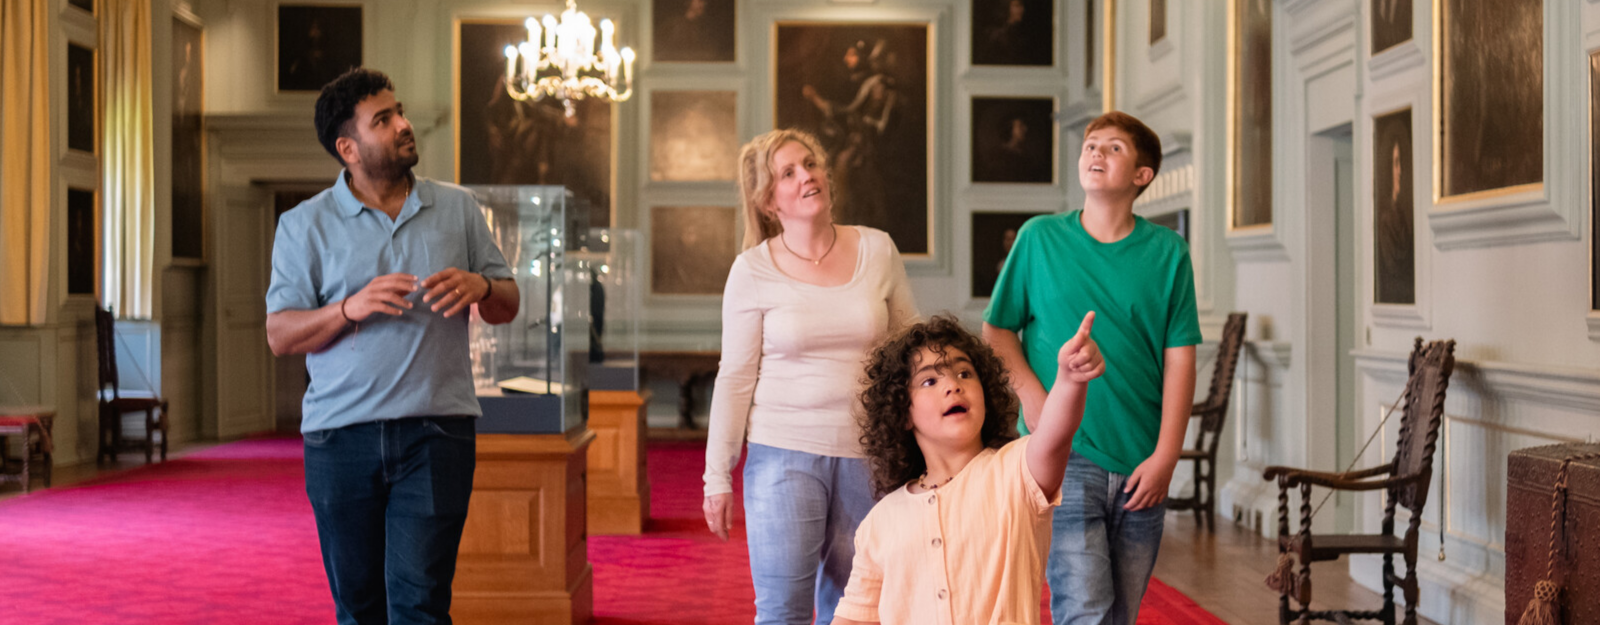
top-left (1048, 452), bottom-right (1166, 625)
top-left (742, 442), bottom-right (876, 625)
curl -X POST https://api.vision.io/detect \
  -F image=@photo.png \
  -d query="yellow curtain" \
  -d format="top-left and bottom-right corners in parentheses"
top-left (102, 0), bottom-right (154, 319)
top-left (0, 0), bottom-right (52, 325)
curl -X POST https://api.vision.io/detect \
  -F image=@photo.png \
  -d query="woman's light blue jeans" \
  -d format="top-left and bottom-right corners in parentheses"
top-left (742, 442), bottom-right (876, 625)
top-left (1048, 452), bottom-right (1167, 625)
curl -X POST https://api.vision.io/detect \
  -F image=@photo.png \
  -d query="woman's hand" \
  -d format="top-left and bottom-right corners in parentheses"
top-left (703, 493), bottom-right (734, 541)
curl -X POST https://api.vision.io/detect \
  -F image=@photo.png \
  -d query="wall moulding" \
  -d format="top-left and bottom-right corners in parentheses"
top-left (1354, 348), bottom-right (1600, 415)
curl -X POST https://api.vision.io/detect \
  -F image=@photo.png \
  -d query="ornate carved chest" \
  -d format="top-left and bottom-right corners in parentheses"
top-left (1505, 443), bottom-right (1600, 625)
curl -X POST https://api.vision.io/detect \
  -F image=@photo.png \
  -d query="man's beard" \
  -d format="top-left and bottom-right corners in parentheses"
top-left (356, 137), bottom-right (419, 181)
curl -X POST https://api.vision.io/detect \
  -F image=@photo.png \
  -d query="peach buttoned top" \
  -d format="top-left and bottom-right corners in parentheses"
top-left (833, 436), bottom-right (1062, 625)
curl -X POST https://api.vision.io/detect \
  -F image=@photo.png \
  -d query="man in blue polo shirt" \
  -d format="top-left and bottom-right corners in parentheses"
top-left (265, 68), bottom-right (519, 624)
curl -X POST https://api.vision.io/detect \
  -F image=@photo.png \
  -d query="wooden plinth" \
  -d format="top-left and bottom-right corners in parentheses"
top-left (587, 390), bottom-right (651, 535)
top-left (453, 428), bottom-right (595, 625)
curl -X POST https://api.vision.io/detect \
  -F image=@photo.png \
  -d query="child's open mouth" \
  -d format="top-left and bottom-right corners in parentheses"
top-left (942, 404), bottom-right (969, 417)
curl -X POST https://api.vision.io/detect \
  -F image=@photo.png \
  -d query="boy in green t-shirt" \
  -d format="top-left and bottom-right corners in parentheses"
top-left (982, 111), bottom-right (1201, 625)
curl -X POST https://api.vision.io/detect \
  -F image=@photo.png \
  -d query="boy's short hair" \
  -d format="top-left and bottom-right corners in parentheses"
top-left (1085, 111), bottom-right (1162, 197)
top-left (314, 68), bottom-right (394, 166)
top-left (857, 316), bottom-right (1019, 497)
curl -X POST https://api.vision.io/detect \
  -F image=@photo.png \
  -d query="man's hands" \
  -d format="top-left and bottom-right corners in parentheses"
top-left (343, 273), bottom-right (418, 322)
top-left (1056, 311), bottom-right (1105, 384)
top-left (420, 268), bottom-right (489, 318)
top-left (1123, 451), bottom-right (1178, 511)
top-left (703, 493), bottom-right (734, 541)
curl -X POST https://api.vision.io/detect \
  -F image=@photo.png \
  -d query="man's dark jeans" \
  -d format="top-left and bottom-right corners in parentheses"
top-left (304, 416), bottom-right (477, 625)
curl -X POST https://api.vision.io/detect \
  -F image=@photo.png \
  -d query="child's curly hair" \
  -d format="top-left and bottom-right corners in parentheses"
top-left (858, 315), bottom-right (1020, 497)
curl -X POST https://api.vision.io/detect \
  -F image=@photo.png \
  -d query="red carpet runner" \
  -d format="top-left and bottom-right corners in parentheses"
top-left (0, 438), bottom-right (1225, 624)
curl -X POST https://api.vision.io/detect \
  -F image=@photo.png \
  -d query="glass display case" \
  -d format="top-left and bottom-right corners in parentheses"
top-left (575, 227), bottom-right (642, 390)
top-left (468, 185), bottom-right (590, 434)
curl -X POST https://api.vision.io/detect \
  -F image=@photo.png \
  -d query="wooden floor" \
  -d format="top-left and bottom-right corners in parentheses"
top-left (4, 437), bottom-right (1437, 625)
top-left (1154, 512), bottom-right (1440, 625)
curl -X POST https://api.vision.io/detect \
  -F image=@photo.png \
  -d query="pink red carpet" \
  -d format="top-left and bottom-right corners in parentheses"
top-left (0, 437), bottom-right (1224, 624)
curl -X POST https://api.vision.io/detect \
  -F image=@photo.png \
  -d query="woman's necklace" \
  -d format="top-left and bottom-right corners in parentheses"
top-left (780, 224), bottom-right (838, 266)
top-left (917, 472), bottom-right (955, 491)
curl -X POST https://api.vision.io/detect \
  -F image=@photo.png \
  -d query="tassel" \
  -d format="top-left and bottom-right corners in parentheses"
top-left (1516, 580), bottom-right (1559, 625)
top-left (1265, 552), bottom-right (1298, 597)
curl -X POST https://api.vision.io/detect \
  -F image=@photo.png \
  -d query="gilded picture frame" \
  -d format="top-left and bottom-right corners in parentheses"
top-left (1432, 0), bottom-right (1542, 204)
top-left (1227, 0), bottom-right (1273, 232)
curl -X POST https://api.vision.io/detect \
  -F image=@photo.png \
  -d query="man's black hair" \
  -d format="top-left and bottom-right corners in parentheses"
top-left (314, 67), bottom-right (394, 165)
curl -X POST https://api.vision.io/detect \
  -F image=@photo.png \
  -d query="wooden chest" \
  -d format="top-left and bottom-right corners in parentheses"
top-left (1505, 443), bottom-right (1600, 625)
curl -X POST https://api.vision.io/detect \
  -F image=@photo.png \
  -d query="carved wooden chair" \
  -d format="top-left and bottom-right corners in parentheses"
top-left (95, 304), bottom-right (170, 464)
top-left (1262, 338), bottom-right (1456, 625)
top-left (1167, 312), bottom-right (1248, 530)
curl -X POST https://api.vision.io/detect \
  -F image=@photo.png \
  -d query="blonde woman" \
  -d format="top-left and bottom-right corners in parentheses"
top-left (702, 129), bottom-right (920, 624)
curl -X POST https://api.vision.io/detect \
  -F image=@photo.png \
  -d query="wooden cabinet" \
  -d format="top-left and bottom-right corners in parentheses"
top-left (586, 390), bottom-right (650, 535)
top-left (454, 428), bottom-right (595, 625)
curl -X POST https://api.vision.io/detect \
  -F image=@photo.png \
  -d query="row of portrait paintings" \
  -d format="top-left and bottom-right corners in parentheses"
top-left (650, 1), bottom-right (1054, 67)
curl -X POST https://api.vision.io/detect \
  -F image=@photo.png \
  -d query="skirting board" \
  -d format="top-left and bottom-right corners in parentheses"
top-left (1350, 554), bottom-right (1505, 625)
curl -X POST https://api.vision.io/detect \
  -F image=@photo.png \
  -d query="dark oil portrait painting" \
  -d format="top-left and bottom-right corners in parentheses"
top-left (651, 91), bottom-right (738, 182)
top-left (68, 189), bottom-right (95, 295)
top-left (1147, 208), bottom-right (1189, 242)
top-left (457, 21), bottom-right (613, 227)
top-left (971, 212), bottom-right (1046, 298)
top-left (68, 43), bottom-right (95, 154)
top-left (1232, 0), bottom-right (1272, 229)
top-left (972, 97), bottom-right (1055, 184)
top-left (972, 0), bottom-right (1053, 67)
top-left (653, 0), bottom-right (736, 63)
top-left (1150, 0), bottom-right (1167, 45)
top-left (651, 206), bottom-right (738, 295)
top-left (1591, 52), bottom-right (1599, 310)
top-left (776, 23), bottom-right (930, 255)
top-left (1440, 0), bottom-right (1542, 199)
top-left (1373, 108), bottom-right (1414, 305)
top-left (277, 5), bottom-right (362, 93)
top-left (172, 17), bottom-right (204, 259)
top-left (1370, 0), bottom-right (1411, 55)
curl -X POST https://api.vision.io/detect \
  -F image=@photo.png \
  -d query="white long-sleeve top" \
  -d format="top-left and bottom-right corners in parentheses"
top-left (703, 226), bottom-right (921, 497)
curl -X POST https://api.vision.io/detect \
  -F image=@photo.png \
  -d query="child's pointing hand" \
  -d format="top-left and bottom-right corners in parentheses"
top-left (1057, 311), bottom-right (1105, 384)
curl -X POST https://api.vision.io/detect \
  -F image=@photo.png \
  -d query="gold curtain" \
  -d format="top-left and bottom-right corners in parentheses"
top-left (102, 0), bottom-right (154, 319)
top-left (0, 0), bottom-right (52, 325)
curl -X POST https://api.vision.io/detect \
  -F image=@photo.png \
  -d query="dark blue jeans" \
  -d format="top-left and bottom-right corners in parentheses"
top-left (304, 416), bottom-right (477, 625)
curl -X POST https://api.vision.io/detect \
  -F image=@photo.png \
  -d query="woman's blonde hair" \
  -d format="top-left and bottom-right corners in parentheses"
top-left (737, 129), bottom-right (831, 250)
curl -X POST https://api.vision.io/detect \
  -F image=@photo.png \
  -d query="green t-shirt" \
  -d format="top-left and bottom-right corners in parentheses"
top-left (984, 210), bottom-right (1202, 475)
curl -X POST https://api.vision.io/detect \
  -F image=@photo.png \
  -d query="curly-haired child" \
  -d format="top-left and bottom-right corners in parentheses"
top-left (831, 313), bottom-right (1102, 625)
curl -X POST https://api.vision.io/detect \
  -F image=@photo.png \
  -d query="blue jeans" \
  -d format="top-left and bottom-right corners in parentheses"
top-left (1048, 452), bottom-right (1166, 625)
top-left (742, 443), bottom-right (876, 625)
top-left (304, 416), bottom-right (477, 625)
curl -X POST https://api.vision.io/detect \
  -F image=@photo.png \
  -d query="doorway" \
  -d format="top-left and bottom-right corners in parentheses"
top-left (1308, 126), bottom-right (1358, 533)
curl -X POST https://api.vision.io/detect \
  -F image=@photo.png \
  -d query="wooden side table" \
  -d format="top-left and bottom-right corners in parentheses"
top-left (0, 405), bottom-right (56, 493)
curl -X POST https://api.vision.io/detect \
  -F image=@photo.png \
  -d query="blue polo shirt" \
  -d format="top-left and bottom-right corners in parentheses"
top-left (266, 172), bottom-right (514, 433)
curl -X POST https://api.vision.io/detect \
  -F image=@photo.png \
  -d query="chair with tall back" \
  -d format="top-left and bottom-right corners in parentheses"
top-left (1262, 338), bottom-right (1456, 625)
top-left (95, 304), bottom-right (169, 464)
top-left (1165, 311), bottom-right (1248, 530)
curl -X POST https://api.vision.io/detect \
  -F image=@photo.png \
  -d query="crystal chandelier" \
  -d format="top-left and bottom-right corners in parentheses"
top-left (503, 0), bottom-right (635, 118)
